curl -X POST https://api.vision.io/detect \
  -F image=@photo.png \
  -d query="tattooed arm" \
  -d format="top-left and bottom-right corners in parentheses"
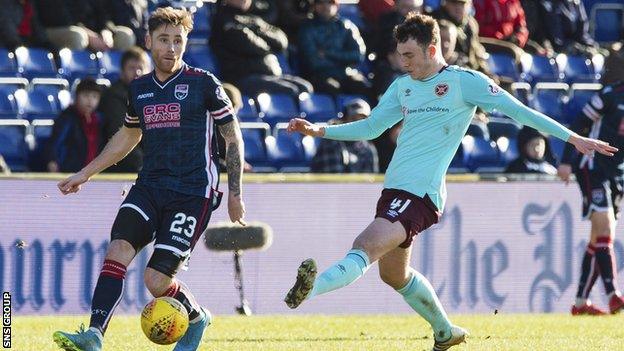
top-left (218, 119), bottom-right (246, 224)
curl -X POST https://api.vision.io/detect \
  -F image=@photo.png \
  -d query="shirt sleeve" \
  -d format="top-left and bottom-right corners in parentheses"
top-left (205, 74), bottom-right (235, 125)
top-left (324, 78), bottom-right (403, 140)
top-left (460, 70), bottom-right (572, 142)
top-left (123, 91), bottom-right (140, 128)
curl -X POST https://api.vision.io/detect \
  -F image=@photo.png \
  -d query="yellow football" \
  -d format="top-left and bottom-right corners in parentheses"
top-left (140, 296), bottom-right (189, 345)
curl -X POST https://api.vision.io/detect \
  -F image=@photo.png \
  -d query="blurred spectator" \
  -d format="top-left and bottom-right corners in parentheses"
top-left (46, 78), bottom-right (104, 172)
top-left (107, 0), bottom-right (149, 48)
top-left (299, 0), bottom-right (370, 97)
top-left (372, 40), bottom-right (405, 98)
top-left (473, 0), bottom-right (529, 49)
top-left (217, 83), bottom-right (254, 173)
top-left (276, 0), bottom-right (314, 43)
top-left (34, 0), bottom-right (135, 51)
top-left (250, 0), bottom-right (279, 24)
top-left (0, 0), bottom-right (51, 50)
top-left (211, 0), bottom-right (313, 96)
top-left (438, 19), bottom-right (461, 64)
top-left (602, 43), bottom-right (624, 86)
top-left (519, 0), bottom-right (552, 56)
top-left (99, 46), bottom-right (150, 173)
top-left (537, 0), bottom-right (603, 57)
top-left (377, 0), bottom-right (422, 59)
top-left (311, 98), bottom-right (378, 173)
top-left (358, 0), bottom-right (394, 25)
top-left (0, 154), bottom-right (10, 175)
top-left (504, 126), bottom-right (557, 174)
top-left (431, 0), bottom-right (492, 76)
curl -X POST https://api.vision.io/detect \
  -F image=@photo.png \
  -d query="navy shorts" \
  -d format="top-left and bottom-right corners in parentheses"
top-left (375, 188), bottom-right (441, 248)
top-left (575, 165), bottom-right (624, 220)
top-left (110, 183), bottom-right (216, 264)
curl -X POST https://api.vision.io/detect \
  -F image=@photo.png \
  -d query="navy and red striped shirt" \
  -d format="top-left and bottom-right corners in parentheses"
top-left (125, 64), bottom-right (235, 198)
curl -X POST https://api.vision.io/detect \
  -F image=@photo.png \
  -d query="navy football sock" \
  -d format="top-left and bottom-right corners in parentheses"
top-left (163, 279), bottom-right (202, 323)
top-left (89, 259), bottom-right (126, 335)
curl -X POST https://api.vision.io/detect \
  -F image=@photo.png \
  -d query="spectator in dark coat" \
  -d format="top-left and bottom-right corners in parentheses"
top-left (99, 46), bottom-right (150, 173)
top-left (210, 0), bottom-right (313, 96)
top-left (276, 0), bottom-right (314, 43)
top-left (539, 0), bottom-right (602, 56)
top-left (46, 78), bottom-right (104, 173)
top-left (311, 98), bottom-right (378, 173)
top-left (0, 0), bottom-right (51, 50)
top-left (505, 126), bottom-right (557, 174)
top-left (299, 0), bottom-right (370, 97)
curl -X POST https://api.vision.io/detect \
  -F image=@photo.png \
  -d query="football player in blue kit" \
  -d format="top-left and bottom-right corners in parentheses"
top-left (53, 7), bottom-right (245, 351)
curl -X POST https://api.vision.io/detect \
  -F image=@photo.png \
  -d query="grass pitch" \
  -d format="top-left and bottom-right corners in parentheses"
top-left (13, 313), bottom-right (624, 350)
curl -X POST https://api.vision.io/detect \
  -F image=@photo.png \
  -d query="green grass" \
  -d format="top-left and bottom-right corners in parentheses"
top-left (12, 313), bottom-right (624, 350)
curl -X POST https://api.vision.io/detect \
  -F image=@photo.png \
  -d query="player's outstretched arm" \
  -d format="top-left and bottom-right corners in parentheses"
top-left (287, 118), bottom-right (325, 137)
top-left (57, 127), bottom-right (142, 195)
top-left (218, 119), bottom-right (246, 225)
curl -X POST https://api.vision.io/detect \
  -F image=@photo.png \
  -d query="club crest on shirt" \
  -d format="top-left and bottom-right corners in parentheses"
top-left (435, 83), bottom-right (449, 97)
top-left (174, 84), bottom-right (189, 100)
top-left (488, 83), bottom-right (501, 95)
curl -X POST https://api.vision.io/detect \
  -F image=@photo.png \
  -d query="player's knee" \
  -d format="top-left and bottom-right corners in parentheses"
top-left (144, 268), bottom-right (173, 297)
top-left (379, 268), bottom-right (408, 290)
top-left (104, 239), bottom-right (136, 266)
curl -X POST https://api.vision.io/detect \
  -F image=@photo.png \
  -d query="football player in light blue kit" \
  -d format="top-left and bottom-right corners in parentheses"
top-left (284, 13), bottom-right (618, 351)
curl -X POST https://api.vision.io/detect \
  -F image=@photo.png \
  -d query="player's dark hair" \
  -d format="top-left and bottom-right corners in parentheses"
top-left (75, 77), bottom-right (102, 96)
top-left (394, 12), bottom-right (440, 48)
top-left (121, 46), bottom-right (148, 70)
top-left (148, 6), bottom-right (194, 34)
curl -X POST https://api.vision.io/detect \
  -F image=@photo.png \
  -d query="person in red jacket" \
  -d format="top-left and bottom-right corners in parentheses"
top-left (473, 0), bottom-right (529, 48)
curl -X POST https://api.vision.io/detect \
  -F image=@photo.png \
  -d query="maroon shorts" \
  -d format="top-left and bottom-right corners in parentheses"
top-left (375, 188), bottom-right (441, 248)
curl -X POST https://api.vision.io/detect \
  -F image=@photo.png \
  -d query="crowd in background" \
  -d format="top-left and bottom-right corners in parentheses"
top-left (0, 0), bottom-right (623, 175)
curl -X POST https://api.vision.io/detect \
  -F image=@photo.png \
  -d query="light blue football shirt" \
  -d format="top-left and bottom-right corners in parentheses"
top-left (324, 65), bottom-right (572, 211)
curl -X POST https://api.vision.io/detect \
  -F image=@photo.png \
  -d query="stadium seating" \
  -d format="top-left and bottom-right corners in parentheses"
top-left (0, 120), bottom-right (29, 171)
top-left (565, 83), bottom-right (602, 121)
top-left (183, 46), bottom-right (219, 74)
top-left (0, 49), bottom-right (17, 77)
top-left (496, 136), bottom-right (519, 165)
top-left (238, 95), bottom-right (260, 122)
top-left (276, 53), bottom-right (293, 76)
top-left (590, 4), bottom-right (624, 43)
top-left (13, 88), bottom-right (60, 121)
top-left (240, 122), bottom-right (274, 172)
top-left (487, 53), bottom-right (520, 82)
top-left (461, 135), bottom-right (501, 172)
top-left (557, 54), bottom-right (599, 84)
top-left (267, 124), bottom-right (316, 172)
top-left (510, 82), bottom-right (531, 105)
top-left (466, 122), bottom-right (489, 139)
top-left (99, 50), bottom-right (123, 81)
top-left (298, 93), bottom-right (337, 122)
top-left (488, 119), bottom-right (521, 141)
top-left (520, 54), bottom-right (560, 84)
top-left (530, 83), bottom-right (569, 124)
top-left (0, 93), bottom-right (17, 119)
top-left (58, 49), bottom-right (100, 82)
top-left (549, 136), bottom-right (566, 161)
top-left (29, 119), bottom-right (54, 172)
top-left (256, 93), bottom-right (300, 126)
top-left (14, 47), bottom-right (57, 80)
top-left (188, 2), bottom-right (213, 41)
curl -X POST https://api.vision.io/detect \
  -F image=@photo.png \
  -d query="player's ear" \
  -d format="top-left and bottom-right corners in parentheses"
top-left (427, 44), bottom-right (437, 59)
top-left (145, 33), bottom-right (152, 50)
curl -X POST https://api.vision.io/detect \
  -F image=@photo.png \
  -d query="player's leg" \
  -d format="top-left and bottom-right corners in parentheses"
top-left (284, 217), bottom-right (405, 308)
top-left (53, 185), bottom-right (156, 350)
top-left (571, 168), bottom-right (607, 315)
top-left (146, 193), bottom-right (213, 351)
top-left (379, 247), bottom-right (467, 350)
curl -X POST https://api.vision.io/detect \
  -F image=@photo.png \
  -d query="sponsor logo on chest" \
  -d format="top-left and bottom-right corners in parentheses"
top-left (143, 103), bottom-right (181, 129)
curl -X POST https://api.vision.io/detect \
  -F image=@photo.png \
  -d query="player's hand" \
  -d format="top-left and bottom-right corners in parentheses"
top-left (287, 118), bottom-right (325, 137)
top-left (228, 193), bottom-right (246, 226)
top-left (569, 134), bottom-right (618, 157)
top-left (57, 172), bottom-right (89, 195)
top-left (557, 164), bottom-right (573, 185)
